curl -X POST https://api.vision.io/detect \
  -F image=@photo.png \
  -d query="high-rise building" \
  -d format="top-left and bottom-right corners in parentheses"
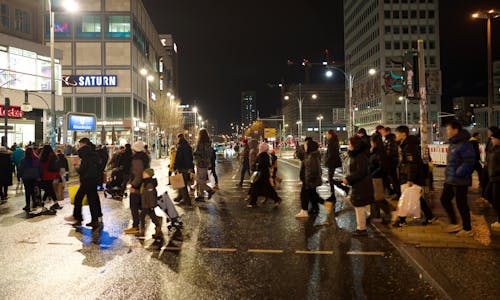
top-left (343, 0), bottom-right (441, 134)
top-left (241, 91), bottom-right (257, 126)
top-left (159, 34), bottom-right (179, 96)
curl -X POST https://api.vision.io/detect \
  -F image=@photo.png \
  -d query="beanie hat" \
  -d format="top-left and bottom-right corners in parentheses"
top-left (491, 130), bottom-right (500, 140)
top-left (132, 141), bottom-right (145, 152)
top-left (144, 168), bottom-right (155, 178)
top-left (259, 142), bottom-right (269, 154)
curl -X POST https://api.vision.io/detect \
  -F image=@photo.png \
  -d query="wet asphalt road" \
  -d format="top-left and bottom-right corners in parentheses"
top-left (0, 157), bottom-right (439, 300)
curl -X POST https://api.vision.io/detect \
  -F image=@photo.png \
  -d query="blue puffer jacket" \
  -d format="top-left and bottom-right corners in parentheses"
top-left (445, 130), bottom-right (475, 186)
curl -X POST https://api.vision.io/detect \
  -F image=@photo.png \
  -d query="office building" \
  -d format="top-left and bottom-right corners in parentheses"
top-left (0, 0), bottom-right (63, 145)
top-left (452, 96), bottom-right (487, 126)
top-left (46, 0), bottom-right (175, 144)
top-left (241, 91), bottom-right (257, 126)
top-left (472, 60), bottom-right (500, 133)
top-left (343, 0), bottom-right (442, 134)
top-left (159, 34), bottom-right (179, 96)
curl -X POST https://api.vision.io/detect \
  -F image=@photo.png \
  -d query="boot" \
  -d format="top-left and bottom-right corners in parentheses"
top-left (152, 227), bottom-right (163, 239)
top-left (135, 227), bottom-right (145, 237)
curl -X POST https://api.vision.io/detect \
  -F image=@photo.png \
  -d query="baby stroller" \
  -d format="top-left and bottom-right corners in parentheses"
top-left (157, 191), bottom-right (183, 230)
top-left (104, 168), bottom-right (127, 200)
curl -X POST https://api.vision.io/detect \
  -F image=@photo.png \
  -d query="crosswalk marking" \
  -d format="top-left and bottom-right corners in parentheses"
top-left (202, 247), bottom-right (237, 252)
top-left (295, 250), bottom-right (334, 255)
top-left (347, 251), bottom-right (385, 256)
top-left (248, 249), bottom-right (284, 254)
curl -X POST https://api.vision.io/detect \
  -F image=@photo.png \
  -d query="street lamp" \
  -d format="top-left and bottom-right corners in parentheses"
top-left (140, 68), bottom-right (154, 147)
top-left (325, 66), bottom-right (377, 136)
top-left (317, 115), bottom-right (324, 146)
top-left (311, 94), bottom-right (318, 100)
top-left (472, 9), bottom-right (499, 127)
top-left (284, 84), bottom-right (318, 141)
top-left (47, 0), bottom-right (78, 149)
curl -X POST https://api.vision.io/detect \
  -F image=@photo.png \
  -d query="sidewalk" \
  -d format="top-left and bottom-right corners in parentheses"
top-left (280, 157), bottom-right (500, 249)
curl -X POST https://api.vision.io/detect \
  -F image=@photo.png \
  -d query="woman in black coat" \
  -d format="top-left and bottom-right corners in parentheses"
top-left (343, 135), bottom-right (374, 236)
top-left (247, 143), bottom-right (282, 208)
top-left (369, 135), bottom-right (391, 221)
top-left (0, 146), bottom-right (14, 201)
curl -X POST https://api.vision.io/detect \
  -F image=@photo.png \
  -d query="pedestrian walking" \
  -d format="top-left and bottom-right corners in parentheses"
top-left (440, 121), bottom-right (476, 237)
top-left (485, 130), bottom-right (500, 230)
top-left (237, 139), bottom-right (250, 187)
top-left (11, 145), bottom-right (24, 188)
top-left (54, 149), bottom-right (69, 201)
top-left (96, 145), bottom-right (109, 190)
top-left (118, 144), bottom-right (133, 189)
top-left (357, 128), bottom-right (371, 155)
top-left (343, 135), bottom-right (374, 236)
top-left (382, 127), bottom-right (401, 198)
top-left (39, 145), bottom-right (60, 209)
top-left (469, 132), bottom-right (483, 190)
top-left (248, 139), bottom-right (259, 171)
top-left (136, 168), bottom-right (163, 239)
top-left (210, 146), bottom-right (219, 190)
top-left (18, 147), bottom-right (41, 212)
top-left (369, 134), bottom-right (392, 222)
top-left (393, 126), bottom-right (436, 227)
top-left (124, 141), bottom-right (150, 234)
top-left (325, 130), bottom-right (342, 207)
top-left (247, 142), bottom-right (282, 208)
top-left (481, 126), bottom-right (499, 202)
top-left (0, 146), bottom-right (14, 202)
top-left (295, 139), bottom-right (324, 218)
top-left (173, 133), bottom-right (194, 206)
top-left (64, 138), bottom-right (102, 228)
top-left (193, 129), bottom-right (216, 202)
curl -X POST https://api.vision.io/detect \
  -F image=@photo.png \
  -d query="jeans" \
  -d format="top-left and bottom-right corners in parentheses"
top-left (327, 168), bottom-right (337, 202)
top-left (210, 167), bottom-right (218, 185)
top-left (23, 180), bottom-right (36, 208)
top-left (300, 186), bottom-right (324, 211)
top-left (239, 163), bottom-right (250, 185)
top-left (440, 183), bottom-right (471, 231)
top-left (0, 184), bottom-right (8, 200)
top-left (73, 180), bottom-right (101, 222)
top-left (129, 193), bottom-right (141, 228)
top-left (474, 162), bottom-right (483, 190)
top-left (41, 180), bottom-right (56, 202)
top-left (140, 208), bottom-right (161, 230)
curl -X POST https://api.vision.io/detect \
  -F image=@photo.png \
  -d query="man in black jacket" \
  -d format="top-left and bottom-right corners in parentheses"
top-left (173, 134), bottom-right (194, 205)
top-left (325, 130), bottom-right (341, 206)
top-left (383, 127), bottom-right (401, 198)
top-left (64, 138), bottom-right (102, 228)
top-left (469, 132), bottom-right (483, 191)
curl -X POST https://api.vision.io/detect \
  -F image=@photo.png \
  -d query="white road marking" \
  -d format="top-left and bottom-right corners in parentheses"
top-left (346, 251), bottom-right (385, 256)
top-left (248, 249), bottom-right (284, 254)
top-left (295, 250), bottom-right (334, 255)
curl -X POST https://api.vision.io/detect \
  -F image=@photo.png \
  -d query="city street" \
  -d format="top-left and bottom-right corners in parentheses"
top-left (0, 156), bottom-right (440, 300)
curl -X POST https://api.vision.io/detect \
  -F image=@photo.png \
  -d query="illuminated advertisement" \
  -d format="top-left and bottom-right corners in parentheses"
top-left (62, 75), bottom-right (117, 87)
top-left (67, 113), bottom-right (96, 131)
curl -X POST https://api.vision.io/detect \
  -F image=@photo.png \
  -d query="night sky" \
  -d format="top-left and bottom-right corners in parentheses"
top-left (142, 0), bottom-right (500, 132)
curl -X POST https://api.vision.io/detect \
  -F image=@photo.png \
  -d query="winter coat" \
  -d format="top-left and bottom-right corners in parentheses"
top-left (141, 177), bottom-right (158, 209)
top-left (445, 130), bottom-right (475, 186)
top-left (194, 141), bottom-right (213, 168)
top-left (77, 145), bottom-right (100, 182)
top-left (97, 148), bottom-right (109, 172)
top-left (487, 145), bottom-right (500, 182)
top-left (40, 152), bottom-right (60, 181)
top-left (239, 144), bottom-right (250, 166)
top-left (57, 153), bottom-right (69, 171)
top-left (174, 139), bottom-right (194, 171)
top-left (325, 137), bottom-right (341, 169)
top-left (130, 151), bottom-right (150, 191)
top-left (249, 142), bottom-right (259, 171)
top-left (118, 149), bottom-right (132, 174)
top-left (469, 137), bottom-right (481, 163)
top-left (369, 147), bottom-right (387, 179)
top-left (169, 150), bottom-right (176, 172)
top-left (19, 157), bottom-right (41, 181)
top-left (11, 147), bottom-right (24, 168)
top-left (0, 150), bottom-right (14, 186)
top-left (398, 135), bottom-right (426, 186)
top-left (346, 147), bottom-right (374, 207)
top-left (360, 135), bottom-right (371, 155)
top-left (384, 133), bottom-right (399, 170)
top-left (304, 150), bottom-right (323, 189)
top-left (249, 152), bottom-right (276, 198)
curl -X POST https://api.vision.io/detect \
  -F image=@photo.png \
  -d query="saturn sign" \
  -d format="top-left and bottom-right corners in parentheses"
top-left (62, 75), bottom-right (117, 87)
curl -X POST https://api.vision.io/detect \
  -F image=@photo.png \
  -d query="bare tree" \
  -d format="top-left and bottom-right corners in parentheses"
top-left (151, 94), bottom-right (184, 157)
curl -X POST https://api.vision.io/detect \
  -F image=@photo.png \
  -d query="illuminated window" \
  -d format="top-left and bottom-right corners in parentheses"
top-left (45, 15), bottom-right (72, 38)
top-left (106, 15), bottom-right (130, 38)
top-left (0, 4), bottom-right (9, 29)
top-left (78, 15), bottom-right (101, 38)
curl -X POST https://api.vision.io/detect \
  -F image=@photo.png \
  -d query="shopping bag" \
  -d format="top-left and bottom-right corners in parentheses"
top-left (250, 171), bottom-right (260, 183)
top-left (68, 185), bottom-right (88, 206)
top-left (157, 191), bottom-right (179, 219)
top-left (169, 173), bottom-right (185, 189)
top-left (54, 181), bottom-right (65, 201)
top-left (397, 183), bottom-right (421, 218)
top-left (372, 178), bottom-right (385, 202)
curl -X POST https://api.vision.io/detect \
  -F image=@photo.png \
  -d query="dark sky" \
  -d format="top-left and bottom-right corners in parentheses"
top-left (142, 0), bottom-right (500, 132)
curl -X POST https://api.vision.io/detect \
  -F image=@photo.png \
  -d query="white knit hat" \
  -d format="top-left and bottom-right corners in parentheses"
top-left (132, 141), bottom-right (145, 152)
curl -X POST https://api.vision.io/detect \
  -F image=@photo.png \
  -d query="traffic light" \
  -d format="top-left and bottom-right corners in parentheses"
top-left (403, 50), bottom-right (419, 100)
top-left (432, 123), bottom-right (437, 134)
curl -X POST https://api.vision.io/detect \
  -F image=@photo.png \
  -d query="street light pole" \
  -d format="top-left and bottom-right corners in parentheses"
top-left (49, 3), bottom-right (56, 150)
top-left (298, 83), bottom-right (303, 140)
top-left (317, 115), bottom-right (323, 146)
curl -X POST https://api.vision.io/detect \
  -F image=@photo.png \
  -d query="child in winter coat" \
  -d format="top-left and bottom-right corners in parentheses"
top-left (137, 168), bottom-right (162, 239)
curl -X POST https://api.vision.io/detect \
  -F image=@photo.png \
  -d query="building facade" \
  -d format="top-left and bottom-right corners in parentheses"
top-left (343, 0), bottom-right (442, 134)
top-left (0, 0), bottom-right (63, 146)
top-left (241, 90), bottom-right (257, 126)
top-left (282, 83), bottom-right (346, 141)
top-left (159, 34), bottom-right (179, 96)
top-left (46, 0), bottom-right (174, 145)
top-left (452, 96), bottom-right (487, 126)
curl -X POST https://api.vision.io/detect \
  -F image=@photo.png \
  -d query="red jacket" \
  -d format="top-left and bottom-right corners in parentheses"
top-left (40, 153), bottom-right (60, 181)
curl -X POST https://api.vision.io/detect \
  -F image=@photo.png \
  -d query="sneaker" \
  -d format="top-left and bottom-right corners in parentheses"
top-left (64, 215), bottom-right (77, 222)
top-left (491, 222), bottom-right (500, 231)
top-left (86, 221), bottom-right (102, 229)
top-left (456, 229), bottom-right (473, 237)
top-left (445, 224), bottom-right (462, 233)
top-left (295, 210), bottom-right (309, 218)
top-left (22, 206), bottom-right (31, 212)
top-left (352, 229), bottom-right (368, 236)
top-left (124, 227), bottom-right (139, 234)
top-left (50, 203), bottom-right (63, 210)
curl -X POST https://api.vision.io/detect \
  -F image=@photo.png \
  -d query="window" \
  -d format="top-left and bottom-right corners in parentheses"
top-left (45, 15), bottom-right (72, 38)
top-left (15, 9), bottom-right (30, 33)
top-left (402, 11), bottom-right (408, 19)
top-left (0, 4), bottom-right (8, 29)
top-left (384, 11), bottom-right (391, 18)
top-left (385, 26), bottom-right (391, 34)
top-left (106, 97), bottom-right (131, 119)
top-left (429, 25), bottom-right (435, 34)
top-left (64, 97), bottom-right (72, 112)
top-left (420, 26), bottom-right (426, 34)
top-left (430, 56), bottom-right (436, 65)
top-left (106, 15), bottom-right (130, 38)
top-left (428, 10), bottom-right (435, 18)
top-left (393, 26), bottom-right (400, 34)
top-left (429, 41), bottom-right (435, 49)
top-left (402, 26), bottom-right (409, 34)
top-left (77, 15), bottom-right (101, 38)
top-left (393, 11), bottom-right (399, 18)
top-left (385, 41), bottom-right (392, 49)
top-left (394, 41), bottom-right (400, 49)
top-left (419, 10), bottom-right (426, 18)
top-left (411, 10), bottom-right (417, 18)
top-left (402, 41), bottom-right (409, 49)
top-left (411, 25), bottom-right (418, 34)
top-left (76, 97), bottom-right (102, 119)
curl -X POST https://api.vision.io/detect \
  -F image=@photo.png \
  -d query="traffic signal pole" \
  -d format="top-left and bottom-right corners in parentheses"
top-left (417, 40), bottom-right (429, 162)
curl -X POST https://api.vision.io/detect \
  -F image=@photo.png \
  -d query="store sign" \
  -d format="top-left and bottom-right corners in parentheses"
top-left (67, 113), bottom-right (96, 131)
top-left (97, 120), bottom-right (124, 126)
top-left (62, 75), bottom-right (117, 87)
top-left (0, 105), bottom-right (24, 118)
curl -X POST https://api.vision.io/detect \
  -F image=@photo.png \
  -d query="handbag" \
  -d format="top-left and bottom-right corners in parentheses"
top-left (68, 185), bottom-right (88, 206)
top-left (372, 178), bottom-right (385, 202)
top-left (169, 173), bottom-right (186, 189)
top-left (250, 171), bottom-right (260, 183)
